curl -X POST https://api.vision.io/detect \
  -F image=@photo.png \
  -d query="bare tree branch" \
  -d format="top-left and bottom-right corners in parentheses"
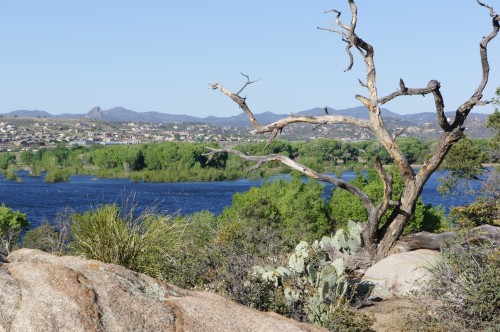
top-left (358, 78), bottom-right (368, 88)
top-left (355, 95), bottom-right (371, 109)
top-left (253, 114), bottom-right (372, 135)
top-left (391, 128), bottom-right (405, 140)
top-left (452, 2), bottom-right (499, 127)
top-left (263, 128), bottom-right (279, 151)
top-left (236, 73), bottom-right (261, 96)
top-left (204, 147), bottom-right (375, 212)
top-left (210, 82), bottom-right (372, 137)
top-left (477, 0), bottom-right (496, 17)
top-left (209, 0), bottom-right (498, 262)
top-left (379, 80), bottom-right (440, 105)
top-left (379, 79), bottom-right (451, 131)
top-left (209, 82), bottom-right (262, 131)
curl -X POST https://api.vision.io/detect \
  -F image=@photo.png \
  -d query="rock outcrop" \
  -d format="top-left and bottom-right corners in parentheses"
top-left (0, 249), bottom-right (325, 332)
top-left (86, 106), bottom-right (103, 120)
top-left (361, 249), bottom-right (439, 299)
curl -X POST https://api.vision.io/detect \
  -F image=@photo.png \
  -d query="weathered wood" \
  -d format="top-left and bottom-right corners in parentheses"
top-left (210, 1), bottom-right (499, 262)
top-left (389, 225), bottom-right (500, 255)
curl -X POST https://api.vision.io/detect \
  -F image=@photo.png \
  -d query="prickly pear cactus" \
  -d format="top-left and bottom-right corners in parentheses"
top-left (321, 220), bottom-right (364, 255)
top-left (251, 235), bottom-right (354, 327)
top-left (288, 241), bottom-right (309, 274)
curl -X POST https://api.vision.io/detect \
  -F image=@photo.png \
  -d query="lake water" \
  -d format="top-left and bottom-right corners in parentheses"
top-left (0, 170), bottom-right (478, 229)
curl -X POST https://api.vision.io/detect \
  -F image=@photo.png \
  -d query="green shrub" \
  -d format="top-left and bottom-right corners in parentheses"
top-left (322, 303), bottom-right (375, 332)
top-left (147, 211), bottom-right (216, 288)
top-left (449, 201), bottom-right (499, 229)
top-left (422, 233), bottom-right (500, 331)
top-left (23, 222), bottom-right (61, 253)
top-left (44, 168), bottom-right (70, 182)
top-left (23, 209), bottom-right (73, 254)
top-left (328, 167), bottom-right (444, 234)
top-left (0, 152), bottom-right (16, 170)
top-left (207, 217), bottom-right (286, 307)
top-left (0, 204), bottom-right (29, 254)
top-left (218, 177), bottom-right (332, 247)
top-left (4, 165), bottom-right (20, 181)
top-left (70, 204), bottom-right (141, 267)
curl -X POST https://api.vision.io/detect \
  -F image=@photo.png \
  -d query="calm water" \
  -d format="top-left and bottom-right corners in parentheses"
top-left (0, 170), bottom-right (478, 229)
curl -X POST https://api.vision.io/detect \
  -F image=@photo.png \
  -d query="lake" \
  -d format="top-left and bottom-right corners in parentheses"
top-left (0, 170), bottom-right (478, 229)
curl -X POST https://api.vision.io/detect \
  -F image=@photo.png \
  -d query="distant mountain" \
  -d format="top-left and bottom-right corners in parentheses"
top-left (3, 110), bottom-right (53, 118)
top-left (1, 106), bottom-right (492, 136)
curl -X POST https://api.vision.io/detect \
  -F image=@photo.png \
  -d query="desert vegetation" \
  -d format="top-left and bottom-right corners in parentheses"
top-left (0, 136), bottom-right (496, 184)
top-left (0, 0), bottom-right (499, 331)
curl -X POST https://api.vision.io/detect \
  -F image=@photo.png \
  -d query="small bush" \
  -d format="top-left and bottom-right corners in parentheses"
top-left (148, 211), bottom-right (216, 288)
top-left (322, 302), bottom-right (375, 332)
top-left (421, 233), bottom-right (500, 331)
top-left (23, 222), bottom-right (61, 253)
top-left (44, 168), bottom-right (70, 182)
top-left (449, 201), bottom-right (499, 229)
top-left (4, 166), bottom-right (20, 182)
top-left (23, 209), bottom-right (73, 254)
top-left (0, 204), bottom-right (29, 254)
top-left (207, 219), bottom-right (286, 307)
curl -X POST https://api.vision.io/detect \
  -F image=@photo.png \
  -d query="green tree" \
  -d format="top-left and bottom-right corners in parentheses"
top-left (44, 168), bottom-right (70, 182)
top-left (20, 150), bottom-right (34, 165)
top-left (397, 138), bottom-right (430, 164)
top-left (0, 204), bottom-right (29, 254)
top-left (487, 88), bottom-right (500, 162)
top-left (50, 144), bottom-right (71, 166)
top-left (0, 152), bottom-right (16, 170)
top-left (438, 138), bottom-right (488, 195)
top-left (328, 168), bottom-right (444, 235)
top-left (218, 177), bottom-right (331, 249)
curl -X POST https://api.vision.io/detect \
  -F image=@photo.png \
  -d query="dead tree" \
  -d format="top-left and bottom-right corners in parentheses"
top-left (208, 1), bottom-right (499, 262)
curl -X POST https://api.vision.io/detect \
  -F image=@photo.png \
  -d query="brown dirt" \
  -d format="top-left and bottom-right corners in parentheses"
top-left (361, 298), bottom-right (418, 332)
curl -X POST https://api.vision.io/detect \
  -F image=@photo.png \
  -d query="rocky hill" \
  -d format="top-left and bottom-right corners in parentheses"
top-left (1, 106), bottom-right (494, 139)
top-left (0, 249), bottom-right (325, 332)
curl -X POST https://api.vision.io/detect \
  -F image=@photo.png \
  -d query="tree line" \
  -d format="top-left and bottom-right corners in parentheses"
top-left (0, 136), bottom-right (495, 183)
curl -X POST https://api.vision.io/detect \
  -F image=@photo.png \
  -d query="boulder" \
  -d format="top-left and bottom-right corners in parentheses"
top-left (361, 249), bottom-right (439, 299)
top-left (0, 249), bottom-right (325, 332)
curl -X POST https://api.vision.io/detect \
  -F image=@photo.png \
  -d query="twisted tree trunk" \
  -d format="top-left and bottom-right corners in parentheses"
top-left (209, 1), bottom-right (499, 262)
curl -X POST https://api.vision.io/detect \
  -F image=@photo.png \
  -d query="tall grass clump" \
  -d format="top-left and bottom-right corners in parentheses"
top-left (70, 203), bottom-right (215, 287)
top-left (71, 204), bottom-right (141, 267)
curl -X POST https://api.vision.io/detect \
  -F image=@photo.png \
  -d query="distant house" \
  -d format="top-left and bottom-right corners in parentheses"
top-left (71, 140), bottom-right (96, 147)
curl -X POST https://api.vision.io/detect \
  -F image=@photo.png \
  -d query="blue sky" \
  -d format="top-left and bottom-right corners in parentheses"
top-left (0, 1), bottom-right (498, 117)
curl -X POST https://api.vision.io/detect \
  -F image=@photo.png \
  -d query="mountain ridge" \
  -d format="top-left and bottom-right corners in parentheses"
top-left (1, 106), bottom-right (491, 129)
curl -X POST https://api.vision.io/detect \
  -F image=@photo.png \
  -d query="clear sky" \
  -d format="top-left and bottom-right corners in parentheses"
top-left (0, 0), bottom-right (498, 117)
